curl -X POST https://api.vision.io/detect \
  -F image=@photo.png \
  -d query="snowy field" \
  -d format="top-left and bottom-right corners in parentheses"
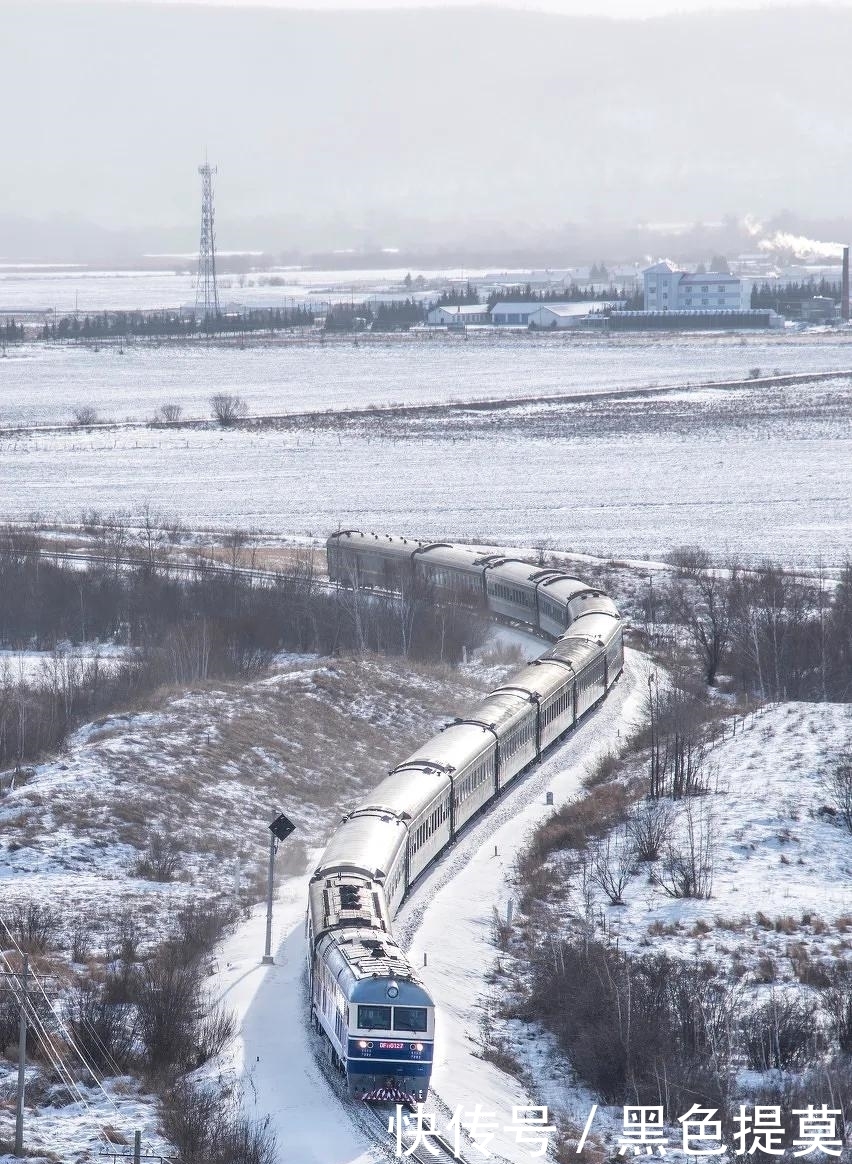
top-left (2, 377), bottom-right (850, 565)
top-left (0, 265), bottom-right (499, 316)
top-left (3, 332), bottom-right (852, 428)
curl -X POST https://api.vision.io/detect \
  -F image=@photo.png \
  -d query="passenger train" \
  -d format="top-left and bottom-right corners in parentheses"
top-left (308, 531), bottom-right (624, 1101)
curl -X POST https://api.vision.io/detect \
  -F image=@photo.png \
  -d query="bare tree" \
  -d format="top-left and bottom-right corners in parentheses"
top-left (155, 403), bottom-right (183, 424)
top-left (822, 754), bottom-right (852, 833)
top-left (648, 680), bottom-right (713, 800)
top-left (628, 799), bottom-right (677, 862)
top-left (210, 393), bottom-right (248, 426)
top-left (71, 405), bottom-right (99, 427)
top-left (670, 567), bottom-right (734, 687)
top-left (658, 800), bottom-right (715, 899)
top-left (590, 829), bottom-right (634, 905)
top-left (138, 503), bottom-right (167, 568)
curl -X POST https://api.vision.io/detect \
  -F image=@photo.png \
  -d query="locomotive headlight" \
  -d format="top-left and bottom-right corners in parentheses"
top-left (386, 981), bottom-right (399, 999)
top-left (358, 1040), bottom-right (372, 1049)
top-left (412, 1042), bottom-right (424, 1052)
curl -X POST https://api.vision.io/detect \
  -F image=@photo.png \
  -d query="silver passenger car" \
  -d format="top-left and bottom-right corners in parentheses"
top-left (484, 559), bottom-right (539, 623)
top-left (355, 767), bottom-right (454, 906)
top-left (462, 690), bottom-right (538, 790)
top-left (327, 530), bottom-right (422, 589)
top-left (535, 574), bottom-right (594, 638)
top-left (393, 721), bottom-right (497, 840)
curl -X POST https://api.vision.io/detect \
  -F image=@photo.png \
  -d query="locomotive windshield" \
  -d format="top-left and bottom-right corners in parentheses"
top-left (357, 1005), bottom-right (392, 1030)
top-left (392, 1006), bottom-right (428, 1032)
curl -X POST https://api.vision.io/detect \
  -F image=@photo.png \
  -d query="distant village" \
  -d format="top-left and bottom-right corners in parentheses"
top-left (425, 256), bottom-right (848, 332)
top-left (2, 252), bottom-right (850, 343)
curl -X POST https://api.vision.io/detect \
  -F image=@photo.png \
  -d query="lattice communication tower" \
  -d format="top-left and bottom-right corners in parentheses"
top-left (195, 162), bottom-right (220, 320)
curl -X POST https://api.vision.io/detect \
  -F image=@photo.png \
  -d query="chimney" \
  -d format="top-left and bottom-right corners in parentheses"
top-left (843, 246), bottom-right (850, 322)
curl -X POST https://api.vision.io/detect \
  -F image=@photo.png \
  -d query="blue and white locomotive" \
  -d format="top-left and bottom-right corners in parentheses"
top-left (308, 531), bottom-right (624, 1101)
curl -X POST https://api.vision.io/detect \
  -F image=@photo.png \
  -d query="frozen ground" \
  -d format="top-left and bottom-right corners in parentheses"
top-left (0, 650), bottom-right (502, 1162)
top-left (3, 331), bottom-right (852, 428)
top-left (201, 647), bottom-right (647, 1164)
top-left (2, 379), bottom-right (849, 564)
top-left (570, 700), bottom-right (852, 969)
top-left (0, 265), bottom-right (502, 316)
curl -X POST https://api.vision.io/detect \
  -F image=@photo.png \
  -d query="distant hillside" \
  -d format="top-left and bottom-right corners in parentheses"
top-left (3, 3), bottom-right (852, 257)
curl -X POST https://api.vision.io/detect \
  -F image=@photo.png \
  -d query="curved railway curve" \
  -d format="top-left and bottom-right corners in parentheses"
top-left (308, 531), bottom-right (625, 1106)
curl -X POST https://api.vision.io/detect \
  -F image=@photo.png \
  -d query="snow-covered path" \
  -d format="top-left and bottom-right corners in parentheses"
top-left (214, 648), bottom-right (646, 1163)
top-left (396, 649), bottom-right (647, 1162)
top-left (210, 874), bottom-right (377, 1164)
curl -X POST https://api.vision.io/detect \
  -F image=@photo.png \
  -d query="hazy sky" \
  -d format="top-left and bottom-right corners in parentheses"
top-left (4, 0), bottom-right (852, 258)
top-left (14, 0), bottom-right (852, 12)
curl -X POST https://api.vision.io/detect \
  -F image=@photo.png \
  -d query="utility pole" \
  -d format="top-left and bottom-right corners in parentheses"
top-left (15, 955), bottom-right (28, 1157)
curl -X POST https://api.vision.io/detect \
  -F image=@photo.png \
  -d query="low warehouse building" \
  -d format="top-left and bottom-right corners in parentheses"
top-left (426, 304), bottom-right (491, 326)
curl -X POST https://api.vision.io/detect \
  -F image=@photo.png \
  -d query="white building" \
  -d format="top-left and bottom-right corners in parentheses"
top-left (426, 304), bottom-right (491, 326)
top-left (489, 301), bottom-right (541, 326)
top-left (527, 302), bottom-right (614, 329)
top-left (644, 260), bottom-right (750, 312)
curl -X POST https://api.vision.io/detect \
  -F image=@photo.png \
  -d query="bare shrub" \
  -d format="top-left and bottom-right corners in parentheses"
top-left (155, 403), bottom-right (183, 425)
top-left (210, 393), bottom-right (248, 426)
top-left (71, 405), bottom-right (99, 427)
top-left (7, 901), bottom-right (62, 954)
top-left (133, 833), bottom-right (182, 882)
top-left (195, 1005), bottom-right (236, 1067)
top-left (162, 1079), bottom-right (276, 1164)
top-left (628, 799), bottom-right (677, 862)
top-left (0, 993), bottom-right (19, 1051)
top-left (821, 754), bottom-right (852, 833)
top-left (657, 802), bottom-right (715, 899)
top-left (819, 961), bottom-right (852, 1053)
top-left (111, 910), bottom-right (142, 963)
top-left (65, 978), bottom-right (136, 1073)
top-left (590, 829), bottom-right (634, 905)
top-left (664, 545), bottom-right (712, 573)
top-left (70, 920), bottom-right (92, 963)
top-left (742, 993), bottom-right (825, 1070)
top-left (583, 746), bottom-right (621, 789)
top-left (133, 949), bottom-right (200, 1079)
top-left (168, 901), bottom-right (238, 964)
top-left (527, 938), bottom-right (735, 1112)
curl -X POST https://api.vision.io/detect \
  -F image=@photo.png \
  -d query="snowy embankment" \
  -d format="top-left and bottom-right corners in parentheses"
top-left (210, 646), bottom-right (646, 1164)
top-left (0, 652), bottom-right (497, 1162)
top-left (563, 699), bottom-right (852, 969)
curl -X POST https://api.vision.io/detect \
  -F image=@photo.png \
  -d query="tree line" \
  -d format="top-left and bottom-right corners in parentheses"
top-left (38, 305), bottom-right (317, 341)
top-left (485, 282), bottom-right (641, 308)
top-left (0, 524), bottom-right (484, 772)
top-left (750, 278), bottom-right (843, 312)
top-left (657, 554), bottom-right (852, 700)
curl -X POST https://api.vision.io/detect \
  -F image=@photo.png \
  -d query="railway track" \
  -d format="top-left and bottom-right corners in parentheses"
top-left (365, 1101), bottom-right (477, 1164)
top-left (29, 546), bottom-right (339, 591)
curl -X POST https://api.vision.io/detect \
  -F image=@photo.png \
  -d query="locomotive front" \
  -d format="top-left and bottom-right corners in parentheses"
top-left (347, 975), bottom-right (435, 1101)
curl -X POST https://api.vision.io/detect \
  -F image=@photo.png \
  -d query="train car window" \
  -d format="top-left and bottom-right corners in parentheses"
top-left (358, 1004), bottom-right (392, 1030)
top-left (393, 1006), bottom-right (428, 1032)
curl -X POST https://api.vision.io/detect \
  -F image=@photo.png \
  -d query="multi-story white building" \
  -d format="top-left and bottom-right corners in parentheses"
top-left (644, 261), bottom-right (749, 312)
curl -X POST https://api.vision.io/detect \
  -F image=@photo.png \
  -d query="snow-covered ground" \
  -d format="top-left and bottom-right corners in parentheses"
top-left (3, 332), bottom-right (852, 429)
top-left (0, 643), bottom-right (127, 682)
top-left (198, 648), bottom-right (647, 1164)
top-left (567, 700), bottom-right (852, 970)
top-left (3, 399), bottom-right (849, 564)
